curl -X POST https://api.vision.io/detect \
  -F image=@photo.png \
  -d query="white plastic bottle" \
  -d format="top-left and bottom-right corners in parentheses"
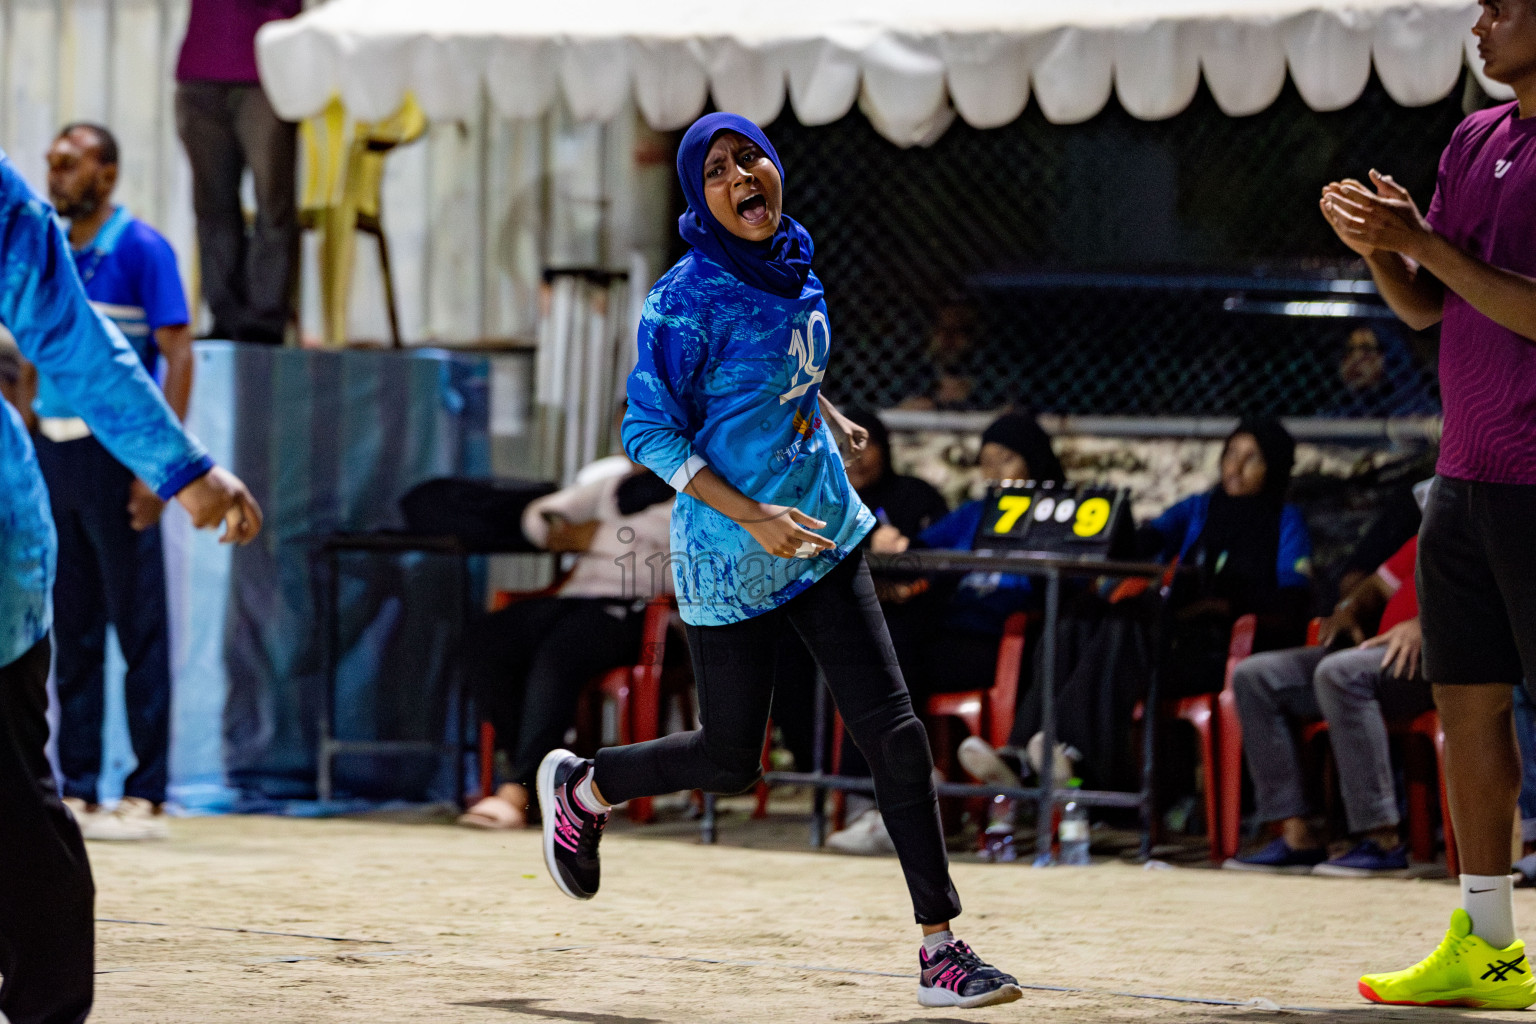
top-left (1058, 797), bottom-right (1090, 866)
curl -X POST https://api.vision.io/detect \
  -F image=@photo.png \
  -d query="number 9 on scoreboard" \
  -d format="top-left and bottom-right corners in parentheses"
top-left (1073, 496), bottom-right (1111, 537)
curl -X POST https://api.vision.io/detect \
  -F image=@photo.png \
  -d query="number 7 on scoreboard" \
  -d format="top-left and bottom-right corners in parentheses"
top-left (993, 495), bottom-right (1032, 534)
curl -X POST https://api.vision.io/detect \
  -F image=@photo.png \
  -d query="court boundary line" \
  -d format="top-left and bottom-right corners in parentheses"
top-left (98, 917), bottom-right (393, 944)
top-left (537, 945), bottom-right (1349, 1014)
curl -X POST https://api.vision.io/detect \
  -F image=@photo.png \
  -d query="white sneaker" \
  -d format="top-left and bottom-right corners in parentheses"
top-left (1025, 731), bottom-right (1079, 783)
top-left (82, 797), bottom-right (169, 841)
top-left (957, 737), bottom-right (1024, 788)
top-left (825, 808), bottom-right (895, 854)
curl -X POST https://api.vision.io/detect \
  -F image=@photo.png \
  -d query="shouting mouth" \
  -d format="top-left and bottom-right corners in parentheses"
top-left (736, 193), bottom-right (769, 227)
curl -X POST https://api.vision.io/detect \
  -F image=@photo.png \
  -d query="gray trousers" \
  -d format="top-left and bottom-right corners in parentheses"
top-left (175, 81), bottom-right (297, 343)
top-left (1232, 644), bottom-right (1434, 834)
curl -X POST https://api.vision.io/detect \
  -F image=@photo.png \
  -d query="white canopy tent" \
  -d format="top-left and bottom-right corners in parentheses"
top-left (258, 0), bottom-right (1507, 147)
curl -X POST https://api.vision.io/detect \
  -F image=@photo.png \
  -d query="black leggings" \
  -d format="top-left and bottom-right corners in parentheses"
top-left (594, 550), bottom-right (962, 925)
top-left (0, 639), bottom-right (95, 1024)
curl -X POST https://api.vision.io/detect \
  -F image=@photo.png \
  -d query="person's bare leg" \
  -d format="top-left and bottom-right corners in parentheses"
top-left (1281, 816), bottom-right (1323, 850)
top-left (1438, 683), bottom-right (1521, 874)
top-left (1365, 824), bottom-right (1402, 849)
top-left (1437, 682), bottom-right (1521, 948)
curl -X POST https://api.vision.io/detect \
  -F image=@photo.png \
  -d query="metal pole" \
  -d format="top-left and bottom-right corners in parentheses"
top-left (1137, 571), bottom-right (1175, 861)
top-left (1033, 568), bottom-right (1061, 866)
top-left (457, 553), bottom-right (472, 808)
top-left (810, 671), bottom-right (829, 848)
top-left (701, 793), bottom-right (717, 844)
top-left (877, 409), bottom-right (1442, 446)
top-left (319, 548), bottom-right (338, 803)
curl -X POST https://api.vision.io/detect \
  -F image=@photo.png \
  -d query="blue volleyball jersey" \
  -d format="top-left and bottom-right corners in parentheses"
top-left (622, 250), bottom-right (874, 625)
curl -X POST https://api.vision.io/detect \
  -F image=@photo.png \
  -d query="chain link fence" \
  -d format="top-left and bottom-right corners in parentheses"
top-left (742, 74), bottom-right (1479, 417)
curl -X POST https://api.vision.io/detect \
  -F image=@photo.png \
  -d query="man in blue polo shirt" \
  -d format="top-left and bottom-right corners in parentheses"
top-left (34, 123), bottom-right (195, 841)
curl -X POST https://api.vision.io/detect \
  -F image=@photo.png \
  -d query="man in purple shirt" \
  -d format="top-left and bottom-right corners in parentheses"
top-left (1321, 0), bottom-right (1536, 1009)
top-left (174, 0), bottom-right (301, 346)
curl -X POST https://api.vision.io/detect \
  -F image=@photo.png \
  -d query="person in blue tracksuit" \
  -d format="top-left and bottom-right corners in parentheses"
top-left (535, 113), bottom-right (1021, 1010)
top-left (0, 149), bottom-right (262, 1024)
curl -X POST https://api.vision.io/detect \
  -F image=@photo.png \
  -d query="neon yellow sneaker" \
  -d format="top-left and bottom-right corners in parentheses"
top-left (1359, 909), bottom-right (1536, 1009)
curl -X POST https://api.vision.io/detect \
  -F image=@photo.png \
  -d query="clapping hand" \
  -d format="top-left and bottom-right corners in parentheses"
top-left (1320, 170), bottom-right (1434, 260)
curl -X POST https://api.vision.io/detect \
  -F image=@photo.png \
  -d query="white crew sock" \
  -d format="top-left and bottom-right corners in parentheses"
top-left (574, 771), bottom-right (611, 815)
top-left (1462, 874), bottom-right (1517, 949)
top-left (922, 930), bottom-right (955, 956)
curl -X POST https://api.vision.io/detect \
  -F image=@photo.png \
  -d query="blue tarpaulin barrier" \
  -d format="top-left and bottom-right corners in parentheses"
top-left (93, 342), bottom-right (491, 812)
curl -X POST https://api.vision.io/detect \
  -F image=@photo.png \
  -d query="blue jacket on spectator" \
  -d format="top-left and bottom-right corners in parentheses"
top-left (1148, 491), bottom-right (1312, 590)
top-left (0, 152), bottom-right (210, 668)
top-left (918, 498), bottom-right (1034, 636)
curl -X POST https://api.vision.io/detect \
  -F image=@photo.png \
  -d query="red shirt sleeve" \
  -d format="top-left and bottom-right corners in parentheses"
top-left (1375, 536), bottom-right (1419, 633)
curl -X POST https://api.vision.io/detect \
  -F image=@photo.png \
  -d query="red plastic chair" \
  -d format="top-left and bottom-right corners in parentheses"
top-left (1134, 613), bottom-right (1257, 862)
top-left (1293, 618), bottom-right (1457, 875)
top-left (477, 593), bottom-right (679, 823)
top-left (927, 611), bottom-right (1028, 769)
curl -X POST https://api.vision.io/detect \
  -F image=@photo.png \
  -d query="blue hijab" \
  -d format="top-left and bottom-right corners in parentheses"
top-left (676, 112), bottom-right (814, 299)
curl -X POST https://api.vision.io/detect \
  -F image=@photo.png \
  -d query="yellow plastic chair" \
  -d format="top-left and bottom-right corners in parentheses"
top-left (299, 96), bottom-right (427, 347)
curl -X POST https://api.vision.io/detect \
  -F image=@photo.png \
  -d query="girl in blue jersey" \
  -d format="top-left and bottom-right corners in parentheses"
top-left (536, 113), bottom-right (1020, 1010)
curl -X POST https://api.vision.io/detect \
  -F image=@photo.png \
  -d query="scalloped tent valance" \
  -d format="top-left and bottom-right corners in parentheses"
top-left (257, 0), bottom-right (1509, 146)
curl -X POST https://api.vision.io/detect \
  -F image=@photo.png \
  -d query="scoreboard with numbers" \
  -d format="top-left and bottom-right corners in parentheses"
top-left (972, 483), bottom-right (1136, 559)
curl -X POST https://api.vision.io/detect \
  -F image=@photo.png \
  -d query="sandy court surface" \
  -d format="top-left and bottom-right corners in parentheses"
top-left (87, 802), bottom-right (1530, 1024)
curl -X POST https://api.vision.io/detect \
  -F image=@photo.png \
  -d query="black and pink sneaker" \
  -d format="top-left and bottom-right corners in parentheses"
top-left (918, 938), bottom-right (1023, 1009)
top-left (538, 749), bottom-right (608, 900)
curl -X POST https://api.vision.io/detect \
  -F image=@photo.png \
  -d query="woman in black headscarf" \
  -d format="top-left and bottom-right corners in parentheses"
top-left (871, 411), bottom-right (1066, 642)
top-left (1145, 416), bottom-right (1315, 694)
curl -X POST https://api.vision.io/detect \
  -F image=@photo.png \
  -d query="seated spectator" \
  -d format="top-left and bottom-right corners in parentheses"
top-left (877, 410), bottom-right (1066, 696)
top-left (841, 407), bottom-right (950, 540)
top-left (1224, 535), bottom-right (1432, 875)
top-left (827, 412), bottom-right (1063, 853)
top-left (955, 419), bottom-right (1314, 857)
top-left (1330, 475), bottom-right (1430, 607)
top-left (895, 302), bottom-right (984, 411)
top-left (1318, 325), bottom-right (1438, 419)
top-left (1142, 416), bottom-right (1313, 696)
top-left (843, 404), bottom-right (952, 655)
top-left (876, 411), bottom-right (1065, 621)
top-left (457, 462), bottom-right (673, 830)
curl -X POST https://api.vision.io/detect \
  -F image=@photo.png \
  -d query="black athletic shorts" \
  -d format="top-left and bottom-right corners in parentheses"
top-left (1418, 475), bottom-right (1536, 685)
